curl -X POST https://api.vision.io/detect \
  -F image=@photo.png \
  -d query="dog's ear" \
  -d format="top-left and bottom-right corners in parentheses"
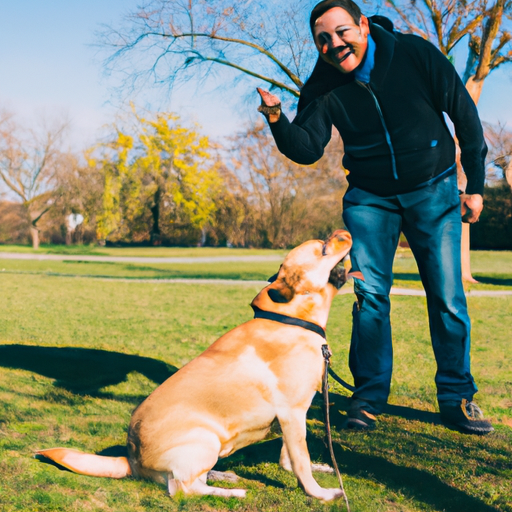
top-left (267, 281), bottom-right (294, 303)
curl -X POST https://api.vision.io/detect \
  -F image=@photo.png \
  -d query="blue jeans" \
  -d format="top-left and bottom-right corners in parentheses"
top-left (342, 173), bottom-right (478, 410)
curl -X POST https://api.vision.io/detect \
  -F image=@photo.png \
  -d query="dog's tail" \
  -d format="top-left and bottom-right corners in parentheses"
top-left (35, 448), bottom-right (132, 479)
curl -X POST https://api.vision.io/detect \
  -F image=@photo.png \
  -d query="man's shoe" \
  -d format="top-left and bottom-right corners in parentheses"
top-left (345, 400), bottom-right (378, 430)
top-left (439, 399), bottom-right (494, 435)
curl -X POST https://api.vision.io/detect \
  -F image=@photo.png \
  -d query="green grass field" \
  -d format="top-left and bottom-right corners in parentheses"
top-left (1, 245), bottom-right (511, 290)
top-left (0, 249), bottom-right (511, 511)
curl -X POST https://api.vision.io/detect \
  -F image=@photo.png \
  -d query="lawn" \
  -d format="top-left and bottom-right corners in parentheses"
top-left (0, 243), bottom-right (286, 258)
top-left (0, 251), bottom-right (511, 512)
top-left (1, 245), bottom-right (511, 291)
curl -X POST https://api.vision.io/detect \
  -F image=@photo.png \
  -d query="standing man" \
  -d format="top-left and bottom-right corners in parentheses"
top-left (257, 0), bottom-right (492, 434)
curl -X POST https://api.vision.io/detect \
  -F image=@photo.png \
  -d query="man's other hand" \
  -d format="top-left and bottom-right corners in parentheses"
top-left (257, 88), bottom-right (281, 123)
top-left (460, 193), bottom-right (483, 223)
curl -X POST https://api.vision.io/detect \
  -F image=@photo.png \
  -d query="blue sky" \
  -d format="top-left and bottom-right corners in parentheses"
top-left (1, 1), bottom-right (511, 152)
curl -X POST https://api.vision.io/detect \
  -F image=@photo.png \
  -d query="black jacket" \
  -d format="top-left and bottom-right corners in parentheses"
top-left (269, 21), bottom-right (487, 196)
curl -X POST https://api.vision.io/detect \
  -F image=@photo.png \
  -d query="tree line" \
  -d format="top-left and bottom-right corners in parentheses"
top-left (0, 106), bottom-right (348, 248)
top-left (1, 0), bottom-right (512, 250)
top-left (1, 104), bottom-right (511, 249)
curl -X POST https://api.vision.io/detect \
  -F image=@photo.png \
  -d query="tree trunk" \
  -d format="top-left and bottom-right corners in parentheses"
top-left (150, 187), bottom-right (161, 246)
top-left (464, 76), bottom-right (484, 105)
top-left (460, 74), bottom-right (485, 282)
top-left (461, 223), bottom-right (478, 283)
top-left (506, 159), bottom-right (512, 189)
top-left (30, 226), bottom-right (40, 250)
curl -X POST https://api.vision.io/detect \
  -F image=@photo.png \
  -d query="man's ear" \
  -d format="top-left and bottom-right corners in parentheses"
top-left (267, 281), bottom-right (295, 303)
top-left (359, 15), bottom-right (370, 38)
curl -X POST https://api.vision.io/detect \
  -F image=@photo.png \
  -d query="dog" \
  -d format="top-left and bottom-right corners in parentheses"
top-left (36, 229), bottom-right (359, 501)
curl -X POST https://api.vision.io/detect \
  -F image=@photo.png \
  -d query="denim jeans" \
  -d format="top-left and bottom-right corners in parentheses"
top-left (342, 173), bottom-right (478, 410)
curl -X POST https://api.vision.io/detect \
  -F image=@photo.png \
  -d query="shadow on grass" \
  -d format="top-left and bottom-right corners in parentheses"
top-left (394, 272), bottom-right (512, 287)
top-left (0, 344), bottom-right (177, 396)
top-left (472, 275), bottom-right (512, 286)
top-left (323, 393), bottom-right (442, 426)
top-left (33, 387), bottom-right (498, 511)
top-left (214, 397), bottom-right (496, 512)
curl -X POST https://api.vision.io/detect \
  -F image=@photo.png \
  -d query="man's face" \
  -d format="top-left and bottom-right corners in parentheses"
top-left (313, 7), bottom-right (369, 74)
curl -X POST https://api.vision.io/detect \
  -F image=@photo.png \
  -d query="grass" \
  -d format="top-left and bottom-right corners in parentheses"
top-left (0, 243), bottom-right (286, 258)
top-left (0, 259), bottom-right (279, 282)
top-left (0, 246), bottom-right (511, 291)
top-left (0, 250), bottom-right (511, 511)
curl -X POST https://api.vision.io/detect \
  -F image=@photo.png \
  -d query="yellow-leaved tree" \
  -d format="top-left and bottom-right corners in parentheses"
top-left (90, 109), bottom-right (221, 245)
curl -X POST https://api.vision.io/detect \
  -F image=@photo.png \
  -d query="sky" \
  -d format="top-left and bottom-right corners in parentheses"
top-left (1, 1), bottom-right (511, 153)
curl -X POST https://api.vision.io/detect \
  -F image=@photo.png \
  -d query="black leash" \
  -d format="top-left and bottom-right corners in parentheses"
top-left (253, 306), bottom-right (351, 510)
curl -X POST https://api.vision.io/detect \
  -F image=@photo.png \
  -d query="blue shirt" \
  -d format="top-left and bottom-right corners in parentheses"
top-left (354, 33), bottom-right (376, 84)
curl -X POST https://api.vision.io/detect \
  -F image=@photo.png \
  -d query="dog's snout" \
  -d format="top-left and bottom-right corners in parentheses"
top-left (322, 230), bottom-right (352, 255)
top-left (334, 230), bottom-right (351, 242)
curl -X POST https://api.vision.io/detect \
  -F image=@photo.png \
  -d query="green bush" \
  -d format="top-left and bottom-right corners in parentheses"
top-left (471, 184), bottom-right (512, 249)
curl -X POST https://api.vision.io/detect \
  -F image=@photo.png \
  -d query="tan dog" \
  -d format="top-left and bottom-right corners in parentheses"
top-left (37, 229), bottom-right (356, 501)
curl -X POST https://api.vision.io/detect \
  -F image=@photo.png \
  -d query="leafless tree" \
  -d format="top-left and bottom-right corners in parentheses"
top-left (215, 122), bottom-right (346, 248)
top-left (0, 112), bottom-right (71, 249)
top-left (485, 121), bottom-right (512, 186)
top-left (99, 0), bottom-right (319, 100)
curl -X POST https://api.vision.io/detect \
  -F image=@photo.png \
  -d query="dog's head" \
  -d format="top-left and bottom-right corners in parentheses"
top-left (251, 229), bottom-right (361, 327)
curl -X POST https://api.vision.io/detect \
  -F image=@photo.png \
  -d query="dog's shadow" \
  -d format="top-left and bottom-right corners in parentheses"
top-left (0, 344), bottom-right (177, 397)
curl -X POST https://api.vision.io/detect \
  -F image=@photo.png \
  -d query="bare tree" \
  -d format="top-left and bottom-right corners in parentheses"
top-left (382, 0), bottom-right (512, 281)
top-left (99, 0), bottom-right (319, 100)
top-left (215, 122), bottom-right (347, 248)
top-left (0, 112), bottom-right (70, 249)
top-left (485, 122), bottom-right (512, 186)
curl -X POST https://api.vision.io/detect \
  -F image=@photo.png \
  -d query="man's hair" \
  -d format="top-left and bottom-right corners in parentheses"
top-left (309, 0), bottom-right (362, 36)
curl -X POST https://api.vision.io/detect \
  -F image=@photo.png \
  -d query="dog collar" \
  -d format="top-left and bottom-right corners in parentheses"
top-left (251, 305), bottom-right (326, 339)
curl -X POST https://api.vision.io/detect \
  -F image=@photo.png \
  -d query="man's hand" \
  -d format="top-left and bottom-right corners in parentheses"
top-left (460, 193), bottom-right (483, 223)
top-left (257, 88), bottom-right (281, 123)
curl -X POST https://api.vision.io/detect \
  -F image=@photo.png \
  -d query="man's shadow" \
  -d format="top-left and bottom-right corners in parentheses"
top-left (0, 344), bottom-right (177, 398)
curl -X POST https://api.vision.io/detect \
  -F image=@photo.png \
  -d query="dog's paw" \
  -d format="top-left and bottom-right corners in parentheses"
top-left (207, 470), bottom-right (240, 483)
top-left (316, 487), bottom-right (345, 502)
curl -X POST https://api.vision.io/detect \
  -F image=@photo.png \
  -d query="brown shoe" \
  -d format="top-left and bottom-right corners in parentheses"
top-left (345, 400), bottom-right (378, 430)
top-left (439, 399), bottom-right (493, 435)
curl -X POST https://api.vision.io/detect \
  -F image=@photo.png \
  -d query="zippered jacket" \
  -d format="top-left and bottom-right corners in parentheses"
top-left (269, 21), bottom-right (487, 196)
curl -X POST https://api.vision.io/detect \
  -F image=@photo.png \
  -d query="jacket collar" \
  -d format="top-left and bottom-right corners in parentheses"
top-left (368, 22), bottom-right (396, 91)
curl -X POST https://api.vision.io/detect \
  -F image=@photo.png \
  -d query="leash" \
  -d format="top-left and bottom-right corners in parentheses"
top-left (322, 344), bottom-right (351, 512)
top-left (252, 306), bottom-right (351, 509)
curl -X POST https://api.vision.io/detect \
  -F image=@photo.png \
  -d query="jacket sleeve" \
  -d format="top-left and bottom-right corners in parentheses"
top-left (425, 40), bottom-right (487, 195)
top-left (267, 96), bottom-right (333, 165)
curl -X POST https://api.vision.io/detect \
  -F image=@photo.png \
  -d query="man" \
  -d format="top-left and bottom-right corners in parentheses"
top-left (257, 0), bottom-right (493, 435)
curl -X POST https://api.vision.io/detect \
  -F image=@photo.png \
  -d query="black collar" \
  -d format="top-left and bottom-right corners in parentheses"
top-left (251, 305), bottom-right (326, 339)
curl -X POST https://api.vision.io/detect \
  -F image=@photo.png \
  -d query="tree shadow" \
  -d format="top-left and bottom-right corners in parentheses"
top-left (472, 275), bottom-right (512, 286)
top-left (0, 344), bottom-right (177, 396)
